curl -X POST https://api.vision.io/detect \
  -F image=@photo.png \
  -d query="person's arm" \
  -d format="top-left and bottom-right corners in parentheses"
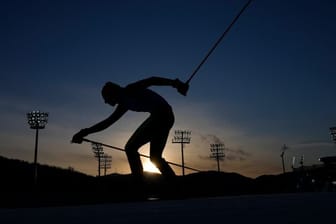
top-left (71, 105), bottom-right (128, 143)
top-left (127, 76), bottom-right (189, 95)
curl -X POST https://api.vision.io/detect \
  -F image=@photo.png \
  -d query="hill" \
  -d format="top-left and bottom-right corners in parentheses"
top-left (0, 156), bottom-right (299, 207)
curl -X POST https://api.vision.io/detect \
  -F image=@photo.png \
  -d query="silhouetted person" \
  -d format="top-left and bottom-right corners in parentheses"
top-left (72, 76), bottom-right (188, 180)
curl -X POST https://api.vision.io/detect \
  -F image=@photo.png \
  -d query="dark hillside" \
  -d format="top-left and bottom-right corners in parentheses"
top-left (0, 156), bottom-right (302, 207)
top-left (0, 156), bottom-right (94, 191)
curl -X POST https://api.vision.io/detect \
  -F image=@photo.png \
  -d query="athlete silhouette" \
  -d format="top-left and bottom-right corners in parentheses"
top-left (72, 76), bottom-right (188, 179)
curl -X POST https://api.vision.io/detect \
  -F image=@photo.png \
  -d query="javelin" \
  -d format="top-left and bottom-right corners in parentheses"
top-left (83, 138), bottom-right (201, 172)
top-left (185, 0), bottom-right (253, 84)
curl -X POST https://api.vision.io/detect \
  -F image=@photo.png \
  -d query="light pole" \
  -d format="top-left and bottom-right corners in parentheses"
top-left (100, 154), bottom-right (112, 176)
top-left (172, 130), bottom-right (191, 176)
top-left (210, 143), bottom-right (225, 172)
top-left (280, 144), bottom-right (288, 174)
top-left (92, 143), bottom-right (104, 177)
top-left (27, 110), bottom-right (48, 185)
top-left (330, 127), bottom-right (336, 143)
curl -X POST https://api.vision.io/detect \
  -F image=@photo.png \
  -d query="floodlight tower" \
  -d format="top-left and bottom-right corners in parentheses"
top-left (172, 130), bottom-right (191, 176)
top-left (300, 155), bottom-right (304, 168)
top-left (330, 127), bottom-right (336, 144)
top-left (27, 110), bottom-right (49, 185)
top-left (91, 143), bottom-right (104, 177)
top-left (210, 143), bottom-right (225, 172)
top-left (100, 154), bottom-right (112, 176)
top-left (280, 144), bottom-right (288, 174)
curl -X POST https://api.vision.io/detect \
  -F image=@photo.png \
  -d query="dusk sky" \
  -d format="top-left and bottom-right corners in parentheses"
top-left (1, 0), bottom-right (336, 178)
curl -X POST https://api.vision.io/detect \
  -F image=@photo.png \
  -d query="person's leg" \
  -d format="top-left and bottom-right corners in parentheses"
top-left (149, 112), bottom-right (176, 178)
top-left (125, 118), bottom-right (152, 178)
top-left (150, 136), bottom-right (176, 178)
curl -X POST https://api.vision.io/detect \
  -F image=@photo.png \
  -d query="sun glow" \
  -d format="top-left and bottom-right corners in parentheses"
top-left (143, 160), bottom-right (160, 173)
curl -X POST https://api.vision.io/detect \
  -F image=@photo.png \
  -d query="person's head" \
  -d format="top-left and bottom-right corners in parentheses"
top-left (101, 82), bottom-right (122, 106)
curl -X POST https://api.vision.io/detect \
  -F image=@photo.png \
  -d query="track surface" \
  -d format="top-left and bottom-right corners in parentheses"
top-left (1, 193), bottom-right (335, 224)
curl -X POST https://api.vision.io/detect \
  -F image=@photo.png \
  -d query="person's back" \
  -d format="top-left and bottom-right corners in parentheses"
top-left (120, 85), bottom-right (172, 114)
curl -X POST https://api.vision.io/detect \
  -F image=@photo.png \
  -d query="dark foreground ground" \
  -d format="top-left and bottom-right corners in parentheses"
top-left (1, 193), bottom-right (335, 224)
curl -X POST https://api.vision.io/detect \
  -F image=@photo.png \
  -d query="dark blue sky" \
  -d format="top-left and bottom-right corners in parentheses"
top-left (1, 0), bottom-right (336, 177)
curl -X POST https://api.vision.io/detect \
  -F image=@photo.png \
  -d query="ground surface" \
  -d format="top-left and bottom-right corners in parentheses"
top-left (1, 192), bottom-right (335, 224)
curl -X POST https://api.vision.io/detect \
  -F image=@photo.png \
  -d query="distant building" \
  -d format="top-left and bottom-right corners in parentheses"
top-left (319, 156), bottom-right (336, 166)
top-left (292, 156), bottom-right (336, 192)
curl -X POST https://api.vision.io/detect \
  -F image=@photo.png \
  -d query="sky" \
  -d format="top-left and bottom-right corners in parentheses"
top-left (1, 0), bottom-right (336, 178)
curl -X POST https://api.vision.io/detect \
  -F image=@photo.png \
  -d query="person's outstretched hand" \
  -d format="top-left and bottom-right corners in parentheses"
top-left (174, 79), bottom-right (189, 96)
top-left (71, 129), bottom-right (88, 144)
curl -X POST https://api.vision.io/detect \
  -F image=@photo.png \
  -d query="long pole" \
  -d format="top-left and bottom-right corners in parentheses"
top-left (33, 128), bottom-right (39, 186)
top-left (281, 144), bottom-right (288, 174)
top-left (216, 150), bottom-right (220, 172)
top-left (181, 132), bottom-right (185, 176)
top-left (281, 151), bottom-right (285, 174)
top-left (210, 143), bottom-right (225, 172)
top-left (98, 153), bottom-right (101, 177)
top-left (104, 161), bottom-right (107, 176)
top-left (185, 0), bottom-right (253, 84)
top-left (82, 138), bottom-right (201, 172)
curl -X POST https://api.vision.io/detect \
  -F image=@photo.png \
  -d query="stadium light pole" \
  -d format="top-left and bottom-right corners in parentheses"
top-left (330, 127), bottom-right (336, 144)
top-left (100, 154), bottom-right (112, 176)
top-left (280, 144), bottom-right (288, 174)
top-left (27, 110), bottom-right (49, 186)
top-left (210, 143), bottom-right (225, 172)
top-left (172, 130), bottom-right (191, 176)
top-left (91, 143), bottom-right (104, 177)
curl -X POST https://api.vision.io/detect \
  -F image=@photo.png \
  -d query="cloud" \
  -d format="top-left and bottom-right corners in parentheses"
top-left (199, 134), bottom-right (224, 145)
top-left (198, 133), bottom-right (251, 162)
top-left (225, 148), bottom-right (251, 162)
top-left (292, 141), bottom-right (334, 148)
